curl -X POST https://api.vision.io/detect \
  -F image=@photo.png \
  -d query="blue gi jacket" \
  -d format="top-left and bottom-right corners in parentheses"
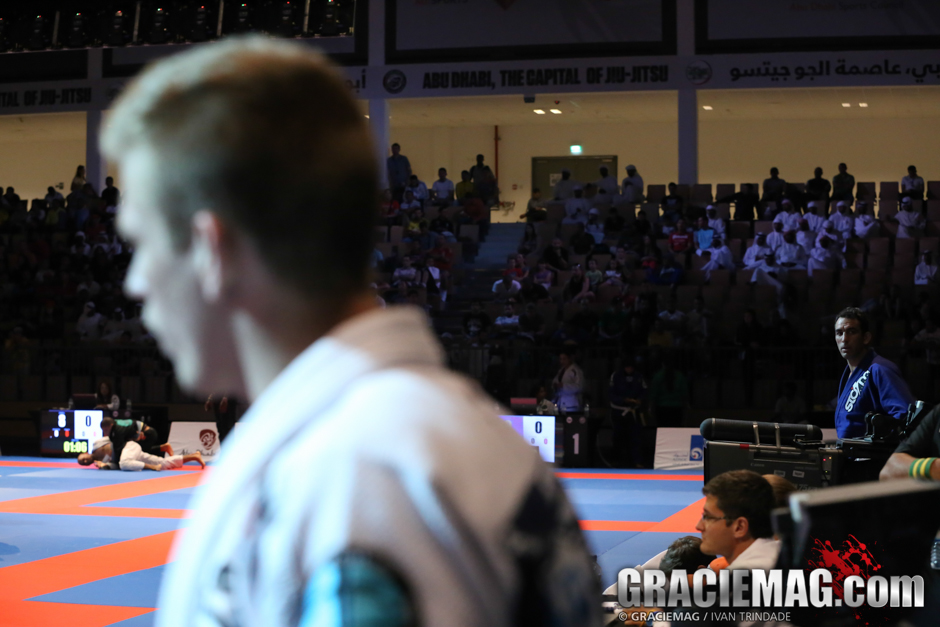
top-left (835, 349), bottom-right (914, 438)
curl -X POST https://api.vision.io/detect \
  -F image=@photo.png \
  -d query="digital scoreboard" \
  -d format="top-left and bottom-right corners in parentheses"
top-left (502, 415), bottom-right (556, 463)
top-left (40, 409), bottom-right (104, 457)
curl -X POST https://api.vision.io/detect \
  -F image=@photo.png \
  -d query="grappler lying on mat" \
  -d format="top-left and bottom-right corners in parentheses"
top-left (77, 418), bottom-right (204, 471)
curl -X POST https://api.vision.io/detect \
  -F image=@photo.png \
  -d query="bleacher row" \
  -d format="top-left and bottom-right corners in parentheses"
top-left (638, 180), bottom-right (940, 206)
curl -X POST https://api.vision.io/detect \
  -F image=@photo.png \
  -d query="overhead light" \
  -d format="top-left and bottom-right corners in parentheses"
top-left (533, 109), bottom-right (546, 114)
top-left (702, 105), bottom-right (713, 110)
top-left (570, 145), bottom-right (582, 155)
top-left (842, 103), bottom-right (851, 107)
top-left (550, 109), bottom-right (562, 114)
top-left (859, 102), bottom-right (869, 107)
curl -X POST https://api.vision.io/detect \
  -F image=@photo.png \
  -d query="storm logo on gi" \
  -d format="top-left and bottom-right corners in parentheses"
top-left (845, 370), bottom-right (871, 412)
top-left (689, 435), bottom-right (705, 461)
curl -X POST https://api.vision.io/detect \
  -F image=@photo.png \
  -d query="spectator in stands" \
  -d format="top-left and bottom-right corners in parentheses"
top-left (649, 255), bottom-right (683, 287)
top-left (503, 256), bottom-right (524, 280)
top-left (661, 183), bottom-right (684, 226)
top-left (431, 168), bottom-right (454, 206)
top-left (562, 264), bottom-right (593, 303)
top-left (658, 296), bottom-right (686, 335)
top-left (830, 201), bottom-right (855, 243)
top-left (95, 380), bottom-right (120, 410)
top-left (519, 188), bottom-right (546, 222)
top-left (699, 235), bottom-right (734, 276)
top-left (773, 382), bottom-right (806, 424)
top-left (517, 302), bottom-right (546, 343)
top-left (102, 308), bottom-right (127, 342)
top-left (469, 154), bottom-right (495, 203)
top-left (894, 196), bottom-right (926, 238)
top-left (807, 236), bottom-right (845, 276)
top-left (620, 165), bottom-right (644, 204)
top-left (594, 165), bottom-right (619, 197)
top-left (803, 200), bottom-right (826, 233)
top-left (649, 358), bottom-right (688, 427)
top-left (705, 205), bottom-right (726, 238)
top-left (403, 207), bottom-right (427, 240)
top-left (853, 200), bottom-right (879, 239)
top-left (584, 258), bottom-right (603, 292)
top-left (776, 231), bottom-right (808, 269)
top-left (380, 189), bottom-right (401, 225)
top-left (598, 298), bottom-right (631, 344)
top-left (462, 301), bottom-right (491, 340)
top-left (455, 170), bottom-right (474, 203)
top-left (45, 186), bottom-right (64, 207)
top-left (492, 274), bottom-right (522, 302)
top-left (668, 218), bottom-right (692, 254)
top-left (915, 251), bottom-right (938, 285)
top-left (76, 301), bottom-right (103, 340)
top-left (693, 217), bottom-right (714, 251)
top-left (761, 167), bottom-right (787, 207)
top-left (405, 174), bottom-right (429, 205)
top-left (392, 255), bottom-right (419, 287)
top-left (400, 189), bottom-right (421, 215)
top-left (493, 303), bottom-right (520, 337)
top-left (553, 168), bottom-right (579, 200)
top-left (766, 220), bottom-right (785, 252)
top-left (569, 223), bottom-right (595, 256)
top-left (458, 191), bottom-right (487, 226)
top-left (601, 258), bottom-right (626, 288)
top-left (71, 165), bottom-right (87, 193)
top-left (102, 177), bottom-right (120, 208)
top-left (778, 199), bottom-right (801, 232)
top-left (518, 277), bottom-right (551, 305)
top-left (637, 235), bottom-right (661, 272)
top-left (584, 208), bottom-right (606, 247)
top-left (815, 219), bottom-right (843, 250)
top-left (901, 164), bottom-right (925, 200)
top-left (562, 186), bottom-right (589, 224)
top-left (831, 162), bottom-right (855, 202)
top-left (633, 210), bottom-right (651, 239)
top-left (3, 186), bottom-right (19, 209)
top-left (386, 143), bottom-right (411, 201)
top-left (605, 206), bottom-right (625, 235)
top-left (534, 261), bottom-right (555, 291)
top-left (806, 167), bottom-right (831, 203)
top-left (541, 237), bottom-right (570, 271)
top-left (647, 318), bottom-right (674, 348)
top-left (552, 349), bottom-right (585, 412)
top-left (429, 213), bottom-right (456, 243)
top-left (717, 183), bottom-right (759, 222)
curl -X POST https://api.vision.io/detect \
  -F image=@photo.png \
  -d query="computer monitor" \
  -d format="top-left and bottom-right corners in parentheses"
top-left (72, 393), bottom-right (98, 410)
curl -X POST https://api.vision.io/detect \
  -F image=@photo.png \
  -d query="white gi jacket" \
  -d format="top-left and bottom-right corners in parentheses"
top-left (156, 307), bottom-right (598, 627)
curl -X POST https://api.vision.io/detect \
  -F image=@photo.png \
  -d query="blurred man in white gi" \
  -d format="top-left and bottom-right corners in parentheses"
top-left (104, 37), bottom-right (599, 627)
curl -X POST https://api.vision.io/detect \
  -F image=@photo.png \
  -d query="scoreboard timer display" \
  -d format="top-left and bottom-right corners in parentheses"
top-left (502, 415), bottom-right (556, 463)
top-left (40, 409), bottom-right (104, 457)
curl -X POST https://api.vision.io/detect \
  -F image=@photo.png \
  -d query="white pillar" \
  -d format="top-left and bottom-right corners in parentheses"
top-left (85, 109), bottom-right (107, 195)
top-left (369, 99), bottom-right (390, 189)
top-left (678, 89), bottom-right (698, 186)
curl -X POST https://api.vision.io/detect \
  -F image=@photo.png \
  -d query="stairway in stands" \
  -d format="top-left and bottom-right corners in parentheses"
top-left (434, 222), bottom-right (527, 336)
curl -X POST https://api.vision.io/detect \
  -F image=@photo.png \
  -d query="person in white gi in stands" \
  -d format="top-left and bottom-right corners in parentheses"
top-left (778, 198), bottom-right (801, 232)
top-left (620, 164), bottom-right (644, 204)
top-left (894, 196), bottom-right (926, 238)
top-left (915, 251), bottom-right (938, 285)
top-left (775, 230), bottom-right (808, 269)
top-left (103, 36), bottom-right (599, 627)
top-left (563, 185), bottom-right (590, 224)
top-left (552, 349), bottom-right (585, 413)
top-left (815, 218), bottom-right (844, 251)
top-left (766, 220), bottom-right (786, 251)
top-left (830, 200), bottom-right (854, 243)
top-left (803, 200), bottom-right (827, 232)
top-left (796, 219), bottom-right (816, 256)
top-left (853, 200), bottom-right (880, 239)
top-left (705, 205), bottom-right (726, 239)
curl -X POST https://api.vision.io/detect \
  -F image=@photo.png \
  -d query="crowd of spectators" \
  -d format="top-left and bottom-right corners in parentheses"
top-left (0, 165), bottom-right (152, 348)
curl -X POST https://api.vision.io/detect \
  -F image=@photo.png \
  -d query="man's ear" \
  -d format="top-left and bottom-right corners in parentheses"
top-left (732, 516), bottom-right (750, 540)
top-left (191, 210), bottom-right (232, 303)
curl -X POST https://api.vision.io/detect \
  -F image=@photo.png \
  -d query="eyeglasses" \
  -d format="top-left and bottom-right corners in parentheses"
top-left (700, 511), bottom-right (732, 524)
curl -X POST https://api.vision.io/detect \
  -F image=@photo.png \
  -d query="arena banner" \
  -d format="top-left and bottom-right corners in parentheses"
top-left (698, 0), bottom-right (940, 54)
top-left (168, 421), bottom-right (221, 460)
top-left (654, 428), bottom-right (705, 470)
top-left (388, 0), bottom-right (677, 62)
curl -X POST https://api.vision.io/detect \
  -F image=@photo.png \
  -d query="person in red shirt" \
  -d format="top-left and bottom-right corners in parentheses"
top-left (460, 192), bottom-right (487, 223)
top-left (667, 219), bottom-right (692, 254)
top-left (427, 236), bottom-right (454, 272)
top-left (503, 256), bottom-right (524, 280)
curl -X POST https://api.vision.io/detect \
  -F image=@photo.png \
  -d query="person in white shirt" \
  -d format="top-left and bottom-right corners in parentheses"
top-left (585, 207), bottom-right (605, 244)
top-left (748, 251), bottom-right (787, 294)
top-left (45, 186), bottom-right (64, 207)
top-left (620, 164), bottom-right (644, 204)
top-left (76, 302), bottom-right (104, 340)
top-left (594, 165), bottom-right (619, 197)
top-left (699, 235), bottom-right (734, 270)
top-left (562, 186), bottom-right (589, 224)
top-left (492, 274), bottom-right (521, 301)
top-left (552, 349), bottom-right (585, 412)
top-left (815, 219), bottom-right (843, 250)
top-left (742, 233), bottom-right (772, 269)
top-left (901, 164), bottom-right (925, 200)
top-left (103, 37), bottom-right (598, 627)
top-left (775, 231), bottom-right (808, 269)
top-left (430, 167), bottom-right (454, 206)
top-left (915, 251), bottom-right (938, 285)
top-left (404, 174), bottom-right (428, 202)
top-left (796, 219), bottom-right (816, 256)
top-left (766, 220), bottom-right (786, 251)
top-left (658, 296), bottom-right (686, 335)
top-left (779, 198), bottom-right (801, 232)
top-left (853, 200), bottom-right (879, 239)
top-left (807, 235), bottom-right (845, 276)
top-left (493, 303), bottom-right (520, 333)
top-left (399, 189), bottom-right (422, 213)
top-left (895, 196), bottom-right (926, 238)
top-left (830, 200), bottom-right (854, 243)
top-left (705, 205), bottom-right (726, 238)
top-left (552, 168), bottom-right (579, 200)
top-left (803, 200), bottom-right (827, 232)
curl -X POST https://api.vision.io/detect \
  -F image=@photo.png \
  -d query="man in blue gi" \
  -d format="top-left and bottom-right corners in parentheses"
top-left (834, 307), bottom-right (915, 438)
